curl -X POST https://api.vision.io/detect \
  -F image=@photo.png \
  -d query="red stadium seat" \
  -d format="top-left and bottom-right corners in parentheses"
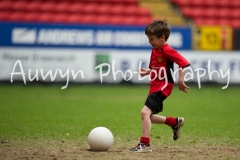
top-left (11, 1), bottom-right (27, 12)
top-left (79, 0), bottom-right (138, 5)
top-left (205, 19), bottom-right (217, 25)
top-left (192, 8), bottom-right (203, 18)
top-left (176, 0), bottom-right (230, 8)
top-left (217, 9), bottom-right (231, 19)
top-left (0, 1), bottom-right (12, 11)
top-left (182, 7), bottom-right (202, 19)
top-left (189, 0), bottom-right (204, 7)
top-left (216, 0), bottom-right (230, 8)
top-left (95, 4), bottom-right (111, 15)
top-left (181, 7), bottom-right (192, 18)
top-left (191, 7), bottom-right (203, 19)
top-left (137, 8), bottom-right (151, 17)
top-left (230, 9), bottom-right (240, 19)
top-left (38, 13), bottom-right (55, 23)
top-left (194, 18), bottom-right (204, 26)
top-left (231, 20), bottom-right (240, 28)
top-left (40, 2), bottom-right (56, 13)
top-left (9, 12), bottom-right (25, 22)
top-left (202, 8), bottom-right (217, 18)
top-left (52, 13), bottom-right (68, 23)
top-left (203, 0), bottom-right (216, 7)
top-left (107, 15), bottom-right (123, 25)
top-left (108, 5), bottom-right (124, 15)
top-left (68, 2), bottom-right (84, 13)
top-left (175, 0), bottom-right (189, 7)
top-left (81, 3), bottom-right (98, 14)
top-left (75, 0), bottom-right (104, 3)
top-left (216, 19), bottom-right (231, 26)
top-left (108, 0), bottom-right (122, 4)
top-left (121, 16), bottom-right (136, 25)
top-left (66, 14), bottom-right (81, 24)
top-left (135, 17), bottom-right (153, 26)
top-left (229, 0), bottom-right (240, 8)
top-left (22, 13), bottom-right (39, 23)
top-left (26, 1), bottom-right (42, 12)
top-left (122, 6), bottom-right (139, 16)
top-left (123, 0), bottom-right (138, 5)
top-left (0, 11), bottom-right (10, 21)
top-left (94, 15), bottom-right (111, 24)
top-left (80, 14), bottom-right (95, 24)
top-left (55, 2), bottom-right (71, 13)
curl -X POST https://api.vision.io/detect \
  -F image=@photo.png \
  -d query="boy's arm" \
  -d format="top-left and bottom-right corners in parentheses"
top-left (178, 69), bottom-right (190, 93)
top-left (139, 68), bottom-right (151, 76)
top-left (163, 47), bottom-right (190, 93)
top-left (162, 47), bottom-right (190, 69)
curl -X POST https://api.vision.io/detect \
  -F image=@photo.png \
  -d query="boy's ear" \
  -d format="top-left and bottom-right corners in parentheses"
top-left (158, 34), bottom-right (165, 40)
top-left (161, 35), bottom-right (165, 40)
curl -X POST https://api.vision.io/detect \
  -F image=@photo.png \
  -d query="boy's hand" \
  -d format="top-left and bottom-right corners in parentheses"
top-left (178, 68), bottom-right (190, 93)
top-left (139, 68), bottom-right (150, 76)
top-left (178, 81), bottom-right (190, 93)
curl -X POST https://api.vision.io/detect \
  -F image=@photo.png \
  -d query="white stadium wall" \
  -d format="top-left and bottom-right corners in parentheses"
top-left (1, 47), bottom-right (240, 89)
top-left (0, 23), bottom-right (239, 88)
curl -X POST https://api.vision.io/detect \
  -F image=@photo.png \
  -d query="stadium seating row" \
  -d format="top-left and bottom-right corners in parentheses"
top-left (194, 18), bottom-right (240, 28)
top-left (0, 11), bottom-right (153, 26)
top-left (182, 7), bottom-right (240, 19)
top-left (0, 1), bottom-right (150, 17)
top-left (170, 0), bottom-right (240, 28)
top-left (171, 0), bottom-right (240, 8)
top-left (0, 0), bottom-right (138, 4)
top-left (0, 0), bottom-right (153, 26)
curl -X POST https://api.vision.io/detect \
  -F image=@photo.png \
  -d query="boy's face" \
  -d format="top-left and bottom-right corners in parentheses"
top-left (147, 34), bottom-right (165, 49)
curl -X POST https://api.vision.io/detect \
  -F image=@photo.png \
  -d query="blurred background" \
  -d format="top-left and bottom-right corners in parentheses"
top-left (0, 0), bottom-right (239, 86)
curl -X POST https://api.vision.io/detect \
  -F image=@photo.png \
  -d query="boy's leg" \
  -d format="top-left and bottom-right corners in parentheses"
top-left (150, 115), bottom-right (185, 141)
top-left (141, 106), bottom-right (152, 137)
top-left (130, 105), bottom-right (152, 152)
top-left (130, 92), bottom-right (165, 152)
top-left (150, 115), bottom-right (166, 124)
top-left (151, 115), bottom-right (176, 126)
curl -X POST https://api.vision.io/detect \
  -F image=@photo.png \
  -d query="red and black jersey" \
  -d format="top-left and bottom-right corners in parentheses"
top-left (148, 44), bottom-right (190, 97)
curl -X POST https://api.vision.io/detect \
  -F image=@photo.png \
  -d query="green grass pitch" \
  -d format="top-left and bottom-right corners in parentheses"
top-left (0, 84), bottom-right (240, 148)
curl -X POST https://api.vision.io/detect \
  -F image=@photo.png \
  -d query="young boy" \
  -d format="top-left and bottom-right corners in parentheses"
top-left (130, 19), bottom-right (190, 152)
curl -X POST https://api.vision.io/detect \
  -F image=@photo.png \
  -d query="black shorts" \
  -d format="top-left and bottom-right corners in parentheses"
top-left (145, 92), bottom-right (166, 114)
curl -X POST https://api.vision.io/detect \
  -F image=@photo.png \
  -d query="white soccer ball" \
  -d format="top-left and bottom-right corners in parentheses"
top-left (88, 127), bottom-right (114, 151)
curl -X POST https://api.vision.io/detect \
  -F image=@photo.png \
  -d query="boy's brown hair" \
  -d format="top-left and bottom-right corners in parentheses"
top-left (145, 19), bottom-right (170, 41)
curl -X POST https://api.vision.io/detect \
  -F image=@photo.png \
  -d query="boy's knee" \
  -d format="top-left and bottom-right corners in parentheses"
top-left (140, 110), bottom-right (145, 117)
top-left (141, 108), bottom-right (151, 118)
